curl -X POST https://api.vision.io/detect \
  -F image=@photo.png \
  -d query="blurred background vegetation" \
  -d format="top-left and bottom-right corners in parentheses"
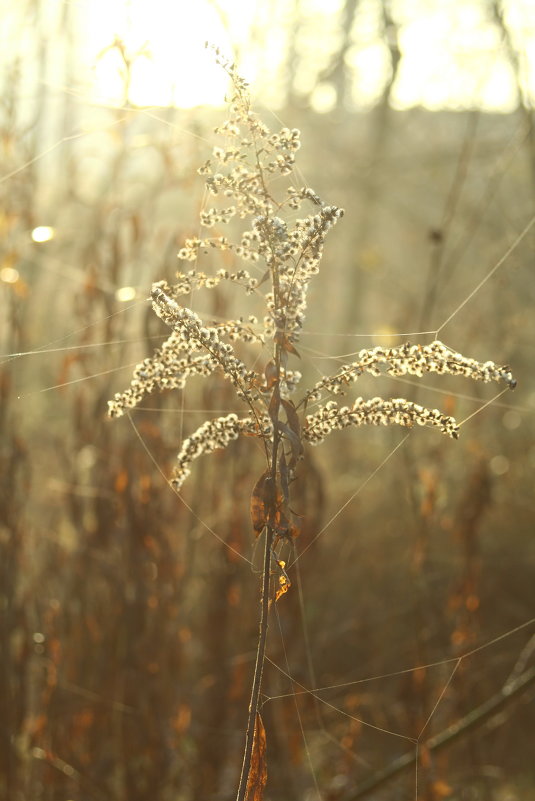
top-left (1, 1), bottom-right (534, 800)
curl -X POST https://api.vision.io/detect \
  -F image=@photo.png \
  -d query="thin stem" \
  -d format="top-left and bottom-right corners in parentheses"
top-left (232, 93), bottom-right (288, 799)
top-left (235, 523), bottom-right (274, 801)
top-left (236, 338), bottom-right (283, 800)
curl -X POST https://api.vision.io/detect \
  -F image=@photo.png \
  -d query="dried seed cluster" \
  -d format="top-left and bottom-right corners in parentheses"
top-left (108, 51), bottom-right (516, 494)
top-left (108, 334), bottom-right (218, 418)
top-left (107, 287), bottom-right (262, 419)
top-left (213, 317), bottom-right (263, 344)
top-left (305, 340), bottom-right (517, 404)
top-left (261, 204), bottom-right (345, 340)
top-left (149, 287), bottom-right (258, 401)
top-left (171, 413), bottom-right (271, 490)
top-left (172, 49), bottom-right (344, 347)
top-left (304, 398), bottom-right (460, 443)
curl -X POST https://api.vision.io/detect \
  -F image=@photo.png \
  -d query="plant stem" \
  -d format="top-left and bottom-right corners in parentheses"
top-left (235, 523), bottom-right (274, 801)
top-left (236, 339), bottom-right (283, 801)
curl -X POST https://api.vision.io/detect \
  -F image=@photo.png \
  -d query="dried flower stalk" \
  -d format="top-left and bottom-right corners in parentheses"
top-left (107, 45), bottom-right (517, 800)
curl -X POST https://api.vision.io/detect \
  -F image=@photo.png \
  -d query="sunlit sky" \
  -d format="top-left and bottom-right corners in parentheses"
top-left (78, 0), bottom-right (246, 108)
top-left (31, 0), bottom-right (535, 111)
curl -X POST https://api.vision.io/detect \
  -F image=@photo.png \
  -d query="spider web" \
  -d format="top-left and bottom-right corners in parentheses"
top-left (1, 58), bottom-right (534, 801)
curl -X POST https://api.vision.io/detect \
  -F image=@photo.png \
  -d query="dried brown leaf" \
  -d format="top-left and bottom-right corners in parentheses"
top-left (250, 471), bottom-right (271, 535)
top-left (245, 713), bottom-right (268, 801)
top-left (274, 503), bottom-right (290, 538)
top-left (277, 421), bottom-right (303, 464)
top-left (281, 398), bottom-right (300, 437)
top-left (288, 513), bottom-right (302, 539)
top-left (275, 331), bottom-right (300, 358)
top-left (279, 450), bottom-right (289, 502)
top-left (274, 560), bottom-right (291, 602)
top-left (264, 360), bottom-right (278, 390)
top-left (268, 392), bottom-right (279, 425)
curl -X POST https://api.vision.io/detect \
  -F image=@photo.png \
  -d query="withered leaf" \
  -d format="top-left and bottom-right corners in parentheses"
top-left (268, 392), bottom-right (279, 425)
top-left (273, 503), bottom-right (291, 538)
top-left (281, 398), bottom-right (300, 438)
top-left (277, 421), bottom-right (303, 463)
top-left (285, 341), bottom-right (300, 357)
top-left (275, 331), bottom-right (300, 358)
top-left (288, 513), bottom-right (302, 539)
top-left (245, 713), bottom-right (268, 801)
top-left (264, 360), bottom-right (278, 390)
top-left (274, 560), bottom-right (291, 602)
top-left (278, 450), bottom-right (289, 502)
top-left (250, 471), bottom-right (271, 535)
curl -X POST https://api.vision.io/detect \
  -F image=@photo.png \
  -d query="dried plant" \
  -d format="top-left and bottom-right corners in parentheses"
top-left (108, 47), bottom-right (517, 800)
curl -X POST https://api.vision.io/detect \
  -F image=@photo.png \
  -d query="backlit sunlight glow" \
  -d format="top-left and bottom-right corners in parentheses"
top-left (31, 226), bottom-right (55, 243)
top-left (78, 0), bottom-right (255, 108)
top-left (74, 0), bottom-right (534, 111)
top-left (115, 286), bottom-right (138, 302)
top-left (0, 267), bottom-right (20, 284)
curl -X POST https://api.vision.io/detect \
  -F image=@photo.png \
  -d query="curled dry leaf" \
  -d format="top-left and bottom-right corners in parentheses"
top-left (274, 560), bottom-right (291, 603)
